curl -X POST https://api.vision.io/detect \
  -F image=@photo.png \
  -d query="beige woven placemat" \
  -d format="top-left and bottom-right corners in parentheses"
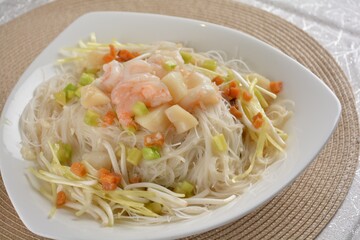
top-left (0, 0), bottom-right (359, 239)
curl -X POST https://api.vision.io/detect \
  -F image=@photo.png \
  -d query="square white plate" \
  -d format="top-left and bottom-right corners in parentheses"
top-left (0, 12), bottom-right (341, 240)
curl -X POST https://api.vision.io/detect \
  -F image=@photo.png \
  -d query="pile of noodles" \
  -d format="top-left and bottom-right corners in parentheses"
top-left (20, 39), bottom-right (292, 225)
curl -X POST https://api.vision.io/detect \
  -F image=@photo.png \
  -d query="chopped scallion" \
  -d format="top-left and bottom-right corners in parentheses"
top-left (142, 147), bottom-right (161, 160)
top-left (126, 147), bottom-right (143, 166)
top-left (79, 72), bottom-right (95, 86)
top-left (145, 202), bottom-right (162, 214)
top-left (54, 142), bottom-right (72, 165)
top-left (54, 91), bottom-right (67, 106)
top-left (132, 101), bottom-right (149, 117)
top-left (163, 60), bottom-right (177, 71)
top-left (180, 51), bottom-right (192, 64)
top-left (201, 59), bottom-right (217, 71)
top-left (84, 110), bottom-right (100, 126)
top-left (174, 181), bottom-right (194, 197)
top-left (212, 134), bottom-right (228, 153)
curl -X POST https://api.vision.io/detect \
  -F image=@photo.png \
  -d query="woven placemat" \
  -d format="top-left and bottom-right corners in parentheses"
top-left (0, 0), bottom-right (359, 239)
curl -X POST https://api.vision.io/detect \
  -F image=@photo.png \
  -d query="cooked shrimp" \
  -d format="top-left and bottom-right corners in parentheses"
top-left (111, 74), bottom-right (172, 127)
top-left (97, 60), bottom-right (152, 92)
top-left (148, 50), bottom-right (184, 78)
top-left (97, 60), bottom-right (123, 92)
top-left (122, 60), bottom-right (152, 79)
top-left (179, 83), bottom-right (220, 111)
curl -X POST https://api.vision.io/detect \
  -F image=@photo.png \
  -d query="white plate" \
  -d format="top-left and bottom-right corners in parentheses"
top-left (0, 12), bottom-right (341, 240)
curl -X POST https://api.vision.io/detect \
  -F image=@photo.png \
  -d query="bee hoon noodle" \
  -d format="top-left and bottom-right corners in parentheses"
top-left (20, 34), bottom-right (293, 225)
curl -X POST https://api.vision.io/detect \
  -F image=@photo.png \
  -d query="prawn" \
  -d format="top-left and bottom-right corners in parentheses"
top-left (179, 83), bottom-right (220, 111)
top-left (122, 60), bottom-right (152, 79)
top-left (111, 73), bottom-right (172, 127)
top-left (97, 60), bottom-right (123, 92)
top-left (97, 60), bottom-right (152, 92)
top-left (147, 50), bottom-right (184, 78)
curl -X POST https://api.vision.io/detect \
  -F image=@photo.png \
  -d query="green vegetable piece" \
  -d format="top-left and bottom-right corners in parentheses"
top-left (54, 91), bottom-right (67, 106)
top-left (64, 83), bottom-right (77, 91)
top-left (212, 134), bottom-right (228, 153)
top-left (132, 101), bottom-right (149, 117)
top-left (66, 90), bottom-right (76, 100)
top-left (75, 87), bottom-right (82, 97)
top-left (84, 110), bottom-right (100, 126)
top-left (84, 68), bottom-right (99, 75)
top-left (142, 147), bottom-right (161, 160)
top-left (180, 51), bottom-right (192, 64)
top-left (79, 72), bottom-right (95, 86)
top-left (145, 202), bottom-right (162, 214)
top-left (201, 59), bottom-right (217, 71)
top-left (127, 147), bottom-right (143, 166)
top-left (54, 142), bottom-right (72, 165)
top-left (64, 83), bottom-right (78, 101)
top-left (125, 126), bottom-right (137, 133)
top-left (174, 181), bottom-right (194, 198)
top-left (163, 60), bottom-right (177, 71)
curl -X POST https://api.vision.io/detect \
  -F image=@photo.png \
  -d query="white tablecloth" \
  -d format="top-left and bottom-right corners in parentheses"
top-left (1, 0), bottom-right (359, 239)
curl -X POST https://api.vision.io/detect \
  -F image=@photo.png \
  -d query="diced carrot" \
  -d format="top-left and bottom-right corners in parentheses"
top-left (129, 175), bottom-right (142, 184)
top-left (269, 81), bottom-right (283, 94)
top-left (103, 44), bottom-right (117, 63)
top-left (144, 132), bottom-right (165, 148)
top-left (222, 87), bottom-right (231, 99)
top-left (102, 111), bottom-right (117, 127)
top-left (56, 191), bottom-right (67, 207)
top-left (242, 90), bottom-right (252, 101)
top-left (100, 174), bottom-right (120, 185)
top-left (212, 76), bottom-right (224, 86)
top-left (229, 87), bottom-right (241, 99)
top-left (98, 168), bottom-right (121, 191)
top-left (70, 162), bottom-right (87, 177)
top-left (102, 182), bottom-right (118, 191)
top-left (117, 49), bottom-right (139, 62)
top-left (98, 168), bottom-right (110, 178)
top-left (103, 54), bottom-right (115, 63)
top-left (229, 106), bottom-right (242, 119)
top-left (222, 81), bottom-right (240, 100)
top-left (252, 112), bottom-right (264, 129)
top-left (228, 81), bottom-right (237, 88)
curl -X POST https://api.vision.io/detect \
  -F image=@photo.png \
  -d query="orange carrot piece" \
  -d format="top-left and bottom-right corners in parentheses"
top-left (103, 44), bottom-right (118, 63)
top-left (117, 49), bottom-right (139, 62)
top-left (222, 81), bottom-right (239, 100)
top-left (228, 81), bottom-right (237, 88)
top-left (98, 168), bottom-right (121, 191)
top-left (70, 162), bottom-right (87, 177)
top-left (103, 54), bottom-right (115, 63)
top-left (229, 87), bottom-right (241, 99)
top-left (102, 182), bottom-right (118, 191)
top-left (102, 111), bottom-right (117, 127)
top-left (269, 81), bottom-right (283, 94)
top-left (222, 87), bottom-right (231, 99)
top-left (144, 132), bottom-right (165, 148)
top-left (252, 112), bottom-right (264, 129)
top-left (242, 90), bottom-right (252, 101)
top-left (229, 106), bottom-right (242, 119)
top-left (129, 175), bottom-right (142, 184)
top-left (98, 168), bottom-right (110, 178)
top-left (212, 76), bottom-right (224, 86)
top-left (56, 191), bottom-right (67, 207)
